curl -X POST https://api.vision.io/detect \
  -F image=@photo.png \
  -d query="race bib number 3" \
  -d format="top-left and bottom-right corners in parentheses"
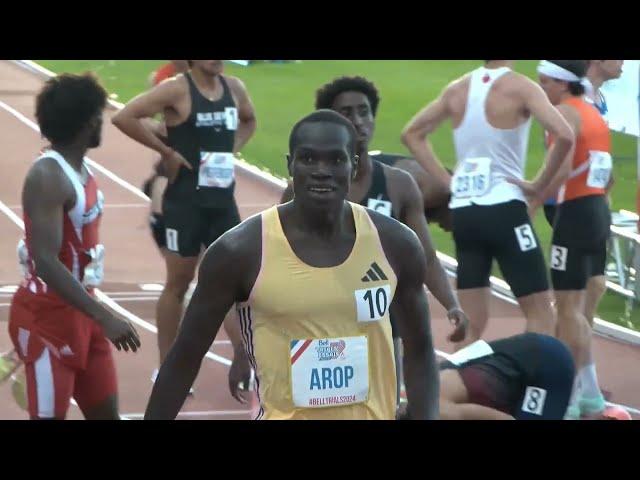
top-left (451, 157), bottom-right (492, 199)
top-left (199, 152), bottom-right (235, 188)
top-left (290, 336), bottom-right (369, 408)
top-left (355, 285), bottom-right (391, 322)
top-left (586, 151), bottom-right (612, 189)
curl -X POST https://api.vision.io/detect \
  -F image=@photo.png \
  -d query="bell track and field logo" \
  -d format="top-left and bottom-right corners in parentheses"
top-left (316, 339), bottom-right (346, 361)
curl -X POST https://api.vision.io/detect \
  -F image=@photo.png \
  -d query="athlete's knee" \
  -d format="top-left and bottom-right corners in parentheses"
top-left (587, 275), bottom-right (607, 298)
top-left (519, 291), bottom-right (556, 334)
top-left (82, 394), bottom-right (119, 420)
top-left (164, 264), bottom-right (197, 300)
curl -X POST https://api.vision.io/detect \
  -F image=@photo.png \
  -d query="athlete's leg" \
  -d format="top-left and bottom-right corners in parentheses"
top-left (24, 348), bottom-right (75, 420)
top-left (156, 252), bottom-right (199, 364)
top-left (496, 202), bottom-right (555, 335)
top-left (74, 330), bottom-right (119, 420)
top-left (451, 206), bottom-right (493, 349)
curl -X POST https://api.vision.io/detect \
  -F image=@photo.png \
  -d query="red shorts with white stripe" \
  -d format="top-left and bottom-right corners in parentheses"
top-left (8, 288), bottom-right (117, 419)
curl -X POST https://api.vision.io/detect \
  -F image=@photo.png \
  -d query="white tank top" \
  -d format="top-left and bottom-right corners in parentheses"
top-left (450, 66), bottom-right (532, 209)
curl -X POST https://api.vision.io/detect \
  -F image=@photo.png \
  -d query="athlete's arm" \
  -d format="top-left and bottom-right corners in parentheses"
top-left (280, 181), bottom-right (295, 203)
top-left (439, 400), bottom-right (515, 420)
top-left (24, 160), bottom-right (140, 352)
top-left (228, 77), bottom-right (257, 154)
top-left (145, 221), bottom-right (260, 419)
top-left (401, 86), bottom-right (454, 189)
top-left (376, 215), bottom-right (439, 419)
top-left (112, 79), bottom-right (184, 157)
top-left (397, 170), bottom-right (467, 342)
top-left (515, 81), bottom-right (575, 201)
top-left (536, 104), bottom-right (579, 203)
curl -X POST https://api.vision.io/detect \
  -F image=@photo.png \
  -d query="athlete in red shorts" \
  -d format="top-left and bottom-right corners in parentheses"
top-left (8, 73), bottom-right (140, 420)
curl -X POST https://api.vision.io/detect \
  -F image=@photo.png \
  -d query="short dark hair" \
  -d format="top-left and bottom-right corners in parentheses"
top-left (315, 76), bottom-right (380, 117)
top-left (289, 109), bottom-right (358, 156)
top-left (549, 60), bottom-right (588, 96)
top-left (35, 72), bottom-right (107, 145)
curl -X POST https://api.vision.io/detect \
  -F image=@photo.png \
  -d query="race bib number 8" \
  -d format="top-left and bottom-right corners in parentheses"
top-left (521, 386), bottom-right (547, 416)
top-left (586, 151), bottom-right (612, 189)
top-left (290, 336), bottom-right (369, 408)
top-left (451, 157), bottom-right (492, 199)
top-left (199, 152), bottom-right (235, 189)
top-left (355, 285), bottom-right (391, 322)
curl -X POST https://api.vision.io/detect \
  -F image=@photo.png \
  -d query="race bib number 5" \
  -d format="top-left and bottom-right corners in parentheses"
top-left (290, 336), bottom-right (369, 408)
top-left (586, 151), bottom-right (612, 189)
top-left (451, 157), bottom-right (492, 199)
top-left (199, 152), bottom-right (235, 188)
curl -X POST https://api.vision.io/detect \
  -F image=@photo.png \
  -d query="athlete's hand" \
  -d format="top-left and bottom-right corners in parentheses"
top-left (446, 307), bottom-right (469, 343)
top-left (528, 198), bottom-right (541, 220)
top-left (162, 149), bottom-right (192, 184)
top-left (98, 312), bottom-right (141, 353)
top-left (505, 177), bottom-right (543, 203)
top-left (228, 347), bottom-right (252, 404)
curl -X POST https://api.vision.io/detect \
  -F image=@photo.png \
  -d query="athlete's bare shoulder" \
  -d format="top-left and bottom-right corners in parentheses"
top-left (200, 211), bottom-right (263, 301)
top-left (502, 71), bottom-right (541, 96)
top-left (365, 208), bottom-right (425, 277)
top-left (442, 73), bottom-right (472, 112)
top-left (214, 212), bottom-right (262, 259)
top-left (448, 73), bottom-right (472, 93)
top-left (223, 75), bottom-right (249, 95)
top-left (379, 163), bottom-right (421, 204)
top-left (23, 156), bottom-right (75, 209)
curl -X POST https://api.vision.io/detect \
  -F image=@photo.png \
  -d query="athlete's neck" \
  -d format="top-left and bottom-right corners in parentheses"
top-left (292, 200), bottom-right (349, 239)
top-left (485, 60), bottom-right (512, 70)
top-left (190, 69), bottom-right (219, 89)
top-left (586, 68), bottom-right (605, 94)
top-left (354, 149), bottom-right (371, 183)
top-left (51, 143), bottom-right (86, 171)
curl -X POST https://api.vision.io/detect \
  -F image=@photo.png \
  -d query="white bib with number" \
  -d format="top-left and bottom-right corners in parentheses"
top-left (290, 336), bottom-right (369, 409)
top-left (586, 151), bottom-right (612, 189)
top-left (83, 244), bottom-right (105, 287)
top-left (354, 285), bottom-right (391, 322)
top-left (451, 157), bottom-right (492, 200)
top-left (225, 107), bottom-right (239, 131)
top-left (198, 152), bottom-right (235, 188)
top-left (447, 340), bottom-right (494, 366)
top-left (367, 198), bottom-right (392, 217)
